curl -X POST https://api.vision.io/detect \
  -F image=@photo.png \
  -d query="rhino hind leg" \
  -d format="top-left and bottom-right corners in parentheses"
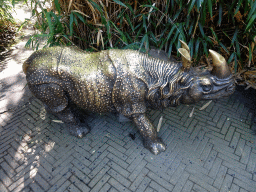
top-left (132, 114), bottom-right (166, 155)
top-left (29, 83), bottom-right (90, 138)
top-left (52, 106), bottom-right (90, 138)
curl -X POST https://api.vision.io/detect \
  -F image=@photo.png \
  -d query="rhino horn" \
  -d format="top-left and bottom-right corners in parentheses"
top-left (178, 48), bottom-right (191, 70)
top-left (179, 40), bottom-right (190, 53)
top-left (209, 49), bottom-right (231, 79)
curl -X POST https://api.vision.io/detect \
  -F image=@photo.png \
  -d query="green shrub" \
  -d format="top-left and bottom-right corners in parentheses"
top-left (26, 0), bottom-right (256, 73)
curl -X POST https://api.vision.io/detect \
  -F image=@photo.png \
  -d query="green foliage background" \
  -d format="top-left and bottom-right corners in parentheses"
top-left (25, 0), bottom-right (256, 74)
top-left (0, 0), bottom-right (18, 31)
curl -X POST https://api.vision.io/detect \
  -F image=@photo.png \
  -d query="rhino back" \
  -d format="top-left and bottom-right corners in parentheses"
top-left (58, 47), bottom-right (117, 113)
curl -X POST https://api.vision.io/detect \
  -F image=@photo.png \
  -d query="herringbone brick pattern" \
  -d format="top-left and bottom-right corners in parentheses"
top-left (0, 92), bottom-right (256, 192)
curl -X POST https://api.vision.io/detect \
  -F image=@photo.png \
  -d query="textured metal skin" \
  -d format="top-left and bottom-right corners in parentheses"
top-left (23, 46), bottom-right (235, 155)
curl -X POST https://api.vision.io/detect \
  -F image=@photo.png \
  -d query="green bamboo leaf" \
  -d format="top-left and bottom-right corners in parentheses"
top-left (196, 0), bottom-right (204, 9)
top-left (125, 14), bottom-right (134, 32)
top-left (158, 25), bottom-right (169, 41)
top-left (222, 30), bottom-right (230, 39)
top-left (188, 38), bottom-right (194, 58)
top-left (113, 0), bottom-right (128, 8)
top-left (124, 32), bottom-right (132, 43)
top-left (134, 23), bottom-right (142, 30)
top-left (166, 0), bottom-right (171, 13)
top-left (143, 15), bottom-right (147, 32)
top-left (188, 0), bottom-right (196, 15)
top-left (218, 3), bottom-right (222, 26)
top-left (249, 43), bottom-right (252, 63)
top-left (227, 1), bottom-right (237, 22)
top-left (139, 34), bottom-right (148, 51)
top-left (234, 54), bottom-right (238, 73)
top-left (46, 12), bottom-right (53, 34)
top-left (111, 21), bottom-right (128, 44)
top-left (171, 29), bottom-right (180, 44)
top-left (227, 52), bottom-right (235, 63)
top-left (166, 25), bottom-right (177, 41)
top-left (25, 37), bottom-right (32, 48)
top-left (36, 41), bottom-right (40, 50)
top-left (198, 23), bottom-right (205, 38)
top-left (170, 0), bottom-right (174, 8)
top-left (210, 27), bottom-right (219, 41)
top-left (51, 13), bottom-right (59, 23)
top-left (247, 1), bottom-right (256, 21)
top-left (199, 1), bottom-right (207, 25)
top-left (47, 35), bottom-right (54, 46)
top-left (173, 9), bottom-right (182, 21)
top-left (207, 0), bottom-right (213, 18)
top-left (89, 0), bottom-right (103, 14)
top-left (185, 18), bottom-right (190, 28)
top-left (140, 5), bottom-right (159, 11)
top-left (54, 0), bottom-right (61, 14)
top-left (177, 38), bottom-right (181, 52)
top-left (74, 12), bottom-right (86, 23)
top-left (106, 21), bottom-right (111, 40)
top-left (188, 23), bottom-right (194, 35)
top-left (159, 26), bottom-right (176, 50)
top-left (245, 14), bottom-right (256, 32)
top-left (123, 42), bottom-right (140, 50)
top-left (229, 1), bottom-right (238, 14)
top-left (70, 12), bottom-right (74, 36)
top-left (178, 23), bottom-right (185, 39)
top-left (195, 38), bottom-right (200, 56)
top-left (135, 25), bottom-right (143, 41)
top-left (149, 31), bottom-right (157, 45)
top-left (235, 41), bottom-right (241, 60)
top-left (168, 43), bottom-right (173, 58)
top-left (219, 42), bottom-right (229, 54)
top-left (125, 4), bottom-right (134, 14)
top-left (202, 41), bottom-right (208, 57)
top-left (74, 15), bottom-right (78, 27)
top-left (244, 1), bottom-right (249, 13)
top-left (117, 9), bottom-right (126, 19)
top-left (179, 0), bottom-right (182, 8)
top-left (231, 28), bottom-right (238, 46)
top-left (234, 0), bottom-right (244, 16)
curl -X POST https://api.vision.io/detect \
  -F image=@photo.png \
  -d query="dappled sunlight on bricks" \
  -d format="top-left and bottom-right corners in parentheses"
top-left (0, 90), bottom-right (256, 191)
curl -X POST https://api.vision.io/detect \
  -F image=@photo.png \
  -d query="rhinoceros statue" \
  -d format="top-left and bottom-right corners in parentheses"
top-left (23, 40), bottom-right (235, 155)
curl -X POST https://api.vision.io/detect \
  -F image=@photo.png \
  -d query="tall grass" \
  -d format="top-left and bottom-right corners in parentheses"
top-left (26, 0), bottom-right (256, 74)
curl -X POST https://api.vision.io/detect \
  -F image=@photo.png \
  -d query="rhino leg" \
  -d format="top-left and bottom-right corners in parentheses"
top-left (29, 83), bottom-right (89, 138)
top-left (132, 114), bottom-right (166, 155)
top-left (52, 107), bottom-right (90, 138)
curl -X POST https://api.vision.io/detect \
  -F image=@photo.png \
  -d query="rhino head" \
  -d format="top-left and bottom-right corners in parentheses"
top-left (177, 40), bottom-right (235, 104)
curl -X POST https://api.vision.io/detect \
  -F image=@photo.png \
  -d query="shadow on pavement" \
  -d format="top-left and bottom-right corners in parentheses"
top-left (1, 85), bottom-right (256, 191)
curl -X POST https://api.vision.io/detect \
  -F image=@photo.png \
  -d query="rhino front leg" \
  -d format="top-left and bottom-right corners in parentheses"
top-left (132, 114), bottom-right (166, 155)
top-left (29, 83), bottom-right (90, 138)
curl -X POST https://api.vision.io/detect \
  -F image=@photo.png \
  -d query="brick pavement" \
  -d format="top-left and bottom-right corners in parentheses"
top-left (0, 90), bottom-right (256, 192)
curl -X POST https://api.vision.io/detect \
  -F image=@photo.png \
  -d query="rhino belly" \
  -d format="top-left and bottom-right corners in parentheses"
top-left (62, 70), bottom-right (116, 114)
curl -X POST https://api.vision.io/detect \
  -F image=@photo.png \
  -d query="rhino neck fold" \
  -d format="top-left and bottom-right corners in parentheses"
top-left (141, 54), bottom-right (193, 108)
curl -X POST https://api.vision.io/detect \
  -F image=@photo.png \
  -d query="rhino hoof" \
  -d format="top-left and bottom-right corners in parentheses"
top-left (144, 138), bottom-right (166, 155)
top-left (68, 123), bottom-right (90, 138)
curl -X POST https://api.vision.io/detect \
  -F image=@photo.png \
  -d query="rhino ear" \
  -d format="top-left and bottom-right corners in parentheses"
top-left (178, 48), bottom-right (191, 69)
top-left (179, 39), bottom-right (190, 53)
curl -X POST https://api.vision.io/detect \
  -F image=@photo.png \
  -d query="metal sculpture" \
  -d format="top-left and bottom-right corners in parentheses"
top-left (23, 40), bottom-right (235, 155)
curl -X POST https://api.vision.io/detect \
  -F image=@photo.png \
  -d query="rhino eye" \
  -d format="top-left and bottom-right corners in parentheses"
top-left (200, 78), bottom-right (212, 92)
top-left (202, 84), bottom-right (211, 92)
